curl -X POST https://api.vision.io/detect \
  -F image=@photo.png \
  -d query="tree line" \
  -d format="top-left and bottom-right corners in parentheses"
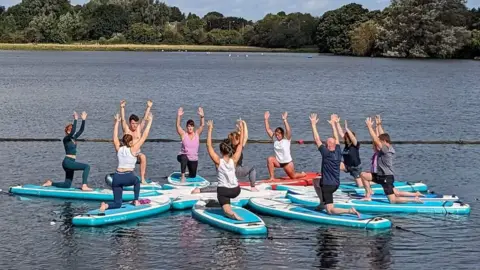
top-left (0, 0), bottom-right (479, 58)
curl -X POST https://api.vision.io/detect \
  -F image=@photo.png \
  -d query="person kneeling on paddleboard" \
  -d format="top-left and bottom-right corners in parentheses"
top-left (43, 111), bottom-right (92, 191)
top-left (264, 111), bottom-right (306, 181)
top-left (361, 117), bottom-right (423, 203)
top-left (331, 115), bottom-right (363, 187)
top-left (120, 99), bottom-right (152, 184)
top-left (206, 119), bottom-right (244, 220)
top-left (310, 113), bottom-right (360, 217)
top-left (228, 119), bottom-right (259, 192)
top-left (99, 112), bottom-right (153, 212)
top-left (176, 107), bottom-right (205, 183)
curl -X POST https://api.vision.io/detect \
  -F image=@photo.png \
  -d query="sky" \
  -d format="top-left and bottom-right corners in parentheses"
top-left (1, 0), bottom-right (479, 20)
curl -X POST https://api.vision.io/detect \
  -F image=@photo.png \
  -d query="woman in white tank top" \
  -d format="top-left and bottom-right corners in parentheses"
top-left (98, 113), bottom-right (153, 213)
top-left (264, 111), bottom-right (306, 181)
top-left (206, 120), bottom-right (245, 221)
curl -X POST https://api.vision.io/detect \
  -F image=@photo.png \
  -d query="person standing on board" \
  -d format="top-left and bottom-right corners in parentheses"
top-left (120, 99), bottom-right (152, 184)
top-left (176, 107), bottom-right (205, 183)
top-left (361, 116), bottom-right (423, 203)
top-left (205, 119), bottom-right (245, 220)
top-left (43, 111), bottom-right (92, 191)
top-left (99, 112), bottom-right (153, 212)
top-left (228, 119), bottom-right (258, 191)
top-left (309, 113), bottom-right (360, 217)
top-left (264, 111), bottom-right (306, 180)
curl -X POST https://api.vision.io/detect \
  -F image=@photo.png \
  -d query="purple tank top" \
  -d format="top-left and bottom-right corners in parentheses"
top-left (179, 133), bottom-right (199, 161)
top-left (371, 152), bottom-right (378, 173)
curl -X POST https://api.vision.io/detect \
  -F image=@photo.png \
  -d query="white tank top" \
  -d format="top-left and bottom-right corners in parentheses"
top-left (217, 158), bottom-right (238, 188)
top-left (117, 146), bottom-right (137, 169)
top-left (274, 139), bottom-right (292, 163)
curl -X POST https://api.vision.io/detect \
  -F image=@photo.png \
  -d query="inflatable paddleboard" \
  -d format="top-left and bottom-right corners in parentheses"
top-left (105, 173), bottom-right (162, 190)
top-left (340, 181), bottom-right (428, 194)
top-left (171, 188), bottom-right (287, 210)
top-left (167, 172), bottom-right (210, 188)
top-left (9, 184), bottom-right (160, 201)
top-left (248, 198), bottom-right (391, 230)
top-left (191, 201), bottom-right (267, 235)
top-left (72, 196), bottom-right (171, 226)
top-left (241, 172), bottom-right (320, 187)
top-left (349, 193), bottom-right (460, 202)
top-left (287, 194), bottom-right (470, 215)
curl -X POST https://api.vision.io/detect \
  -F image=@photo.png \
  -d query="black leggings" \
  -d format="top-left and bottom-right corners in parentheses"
top-left (177, 154), bottom-right (198, 178)
top-left (108, 171), bottom-right (140, 209)
top-left (217, 186), bottom-right (241, 206)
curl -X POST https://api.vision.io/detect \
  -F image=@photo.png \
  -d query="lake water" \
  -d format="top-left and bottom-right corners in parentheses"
top-left (0, 51), bottom-right (479, 269)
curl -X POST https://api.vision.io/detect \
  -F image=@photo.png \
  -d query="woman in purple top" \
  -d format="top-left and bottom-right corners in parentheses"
top-left (176, 107), bottom-right (205, 183)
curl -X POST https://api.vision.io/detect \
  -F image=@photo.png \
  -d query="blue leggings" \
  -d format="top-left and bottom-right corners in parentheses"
top-left (108, 171), bottom-right (140, 209)
top-left (52, 157), bottom-right (90, 188)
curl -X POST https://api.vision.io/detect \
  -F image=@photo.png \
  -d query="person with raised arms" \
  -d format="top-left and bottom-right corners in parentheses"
top-left (120, 99), bottom-right (152, 184)
top-left (43, 111), bottom-right (92, 191)
top-left (361, 116), bottom-right (423, 203)
top-left (206, 120), bottom-right (244, 220)
top-left (99, 112), bottom-right (153, 212)
top-left (310, 113), bottom-right (360, 217)
top-left (264, 111), bottom-right (306, 181)
top-left (332, 117), bottom-right (363, 187)
top-left (176, 107), bottom-right (204, 183)
top-left (228, 119), bottom-right (258, 191)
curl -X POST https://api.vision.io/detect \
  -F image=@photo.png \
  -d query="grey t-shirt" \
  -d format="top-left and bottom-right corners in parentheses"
top-left (377, 144), bottom-right (395, 176)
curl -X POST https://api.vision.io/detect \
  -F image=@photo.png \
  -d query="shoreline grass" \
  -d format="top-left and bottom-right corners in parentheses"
top-left (0, 43), bottom-right (318, 53)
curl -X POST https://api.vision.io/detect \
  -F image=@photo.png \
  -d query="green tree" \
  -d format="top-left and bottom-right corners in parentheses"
top-left (207, 29), bottom-right (243, 45)
top-left (170, 6), bottom-right (184, 22)
top-left (315, 3), bottom-right (370, 54)
top-left (127, 22), bottom-right (161, 43)
top-left (350, 20), bottom-right (380, 56)
top-left (86, 3), bottom-right (129, 40)
top-left (376, 0), bottom-right (471, 58)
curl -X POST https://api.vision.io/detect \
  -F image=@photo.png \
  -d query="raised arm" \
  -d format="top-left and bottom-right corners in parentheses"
top-left (120, 100), bottom-right (129, 132)
top-left (282, 112), bottom-right (292, 140)
top-left (335, 116), bottom-right (345, 139)
top-left (140, 100), bottom-right (153, 129)
top-left (330, 114), bottom-right (340, 145)
top-left (176, 107), bottom-right (185, 138)
top-left (196, 107), bottom-right (205, 135)
top-left (66, 111), bottom-right (78, 138)
top-left (131, 113), bottom-right (153, 153)
top-left (366, 117), bottom-right (382, 150)
top-left (113, 114), bottom-right (121, 152)
top-left (74, 111), bottom-right (87, 139)
top-left (344, 120), bottom-right (358, 146)
top-left (206, 120), bottom-right (220, 166)
top-left (239, 119), bottom-right (248, 146)
top-left (375, 115), bottom-right (384, 135)
top-left (264, 111), bottom-right (274, 139)
top-left (232, 121), bottom-right (245, 165)
top-left (309, 113), bottom-right (322, 148)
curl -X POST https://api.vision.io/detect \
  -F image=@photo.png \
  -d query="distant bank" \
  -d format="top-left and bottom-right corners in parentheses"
top-left (0, 43), bottom-right (318, 53)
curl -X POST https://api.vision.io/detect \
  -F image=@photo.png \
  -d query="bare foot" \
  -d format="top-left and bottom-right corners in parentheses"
top-left (266, 178), bottom-right (275, 181)
top-left (226, 212), bottom-right (243, 221)
top-left (361, 193), bottom-right (372, 201)
top-left (300, 172), bottom-right (307, 177)
top-left (132, 200), bottom-right (141, 206)
top-left (191, 188), bottom-right (201, 194)
top-left (81, 184), bottom-right (93, 191)
top-left (413, 197), bottom-right (423, 204)
top-left (141, 180), bottom-right (148, 185)
top-left (99, 202), bottom-right (108, 212)
top-left (180, 176), bottom-right (186, 183)
top-left (251, 187), bottom-right (259, 192)
top-left (350, 207), bottom-right (361, 218)
top-left (42, 180), bottom-right (52, 187)
top-left (415, 191), bottom-right (425, 197)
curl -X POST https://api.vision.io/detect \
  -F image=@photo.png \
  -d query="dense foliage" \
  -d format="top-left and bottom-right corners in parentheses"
top-left (0, 0), bottom-right (478, 58)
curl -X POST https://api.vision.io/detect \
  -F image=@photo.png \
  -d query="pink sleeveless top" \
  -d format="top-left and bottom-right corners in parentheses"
top-left (179, 133), bottom-right (199, 161)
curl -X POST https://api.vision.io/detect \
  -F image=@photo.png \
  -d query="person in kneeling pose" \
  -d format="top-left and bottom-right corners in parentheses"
top-left (206, 119), bottom-right (245, 220)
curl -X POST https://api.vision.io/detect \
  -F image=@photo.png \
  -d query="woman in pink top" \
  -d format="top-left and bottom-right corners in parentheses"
top-left (176, 107), bottom-right (205, 182)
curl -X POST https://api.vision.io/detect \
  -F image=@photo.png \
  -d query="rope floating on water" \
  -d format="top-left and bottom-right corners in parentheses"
top-left (0, 138), bottom-right (479, 144)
